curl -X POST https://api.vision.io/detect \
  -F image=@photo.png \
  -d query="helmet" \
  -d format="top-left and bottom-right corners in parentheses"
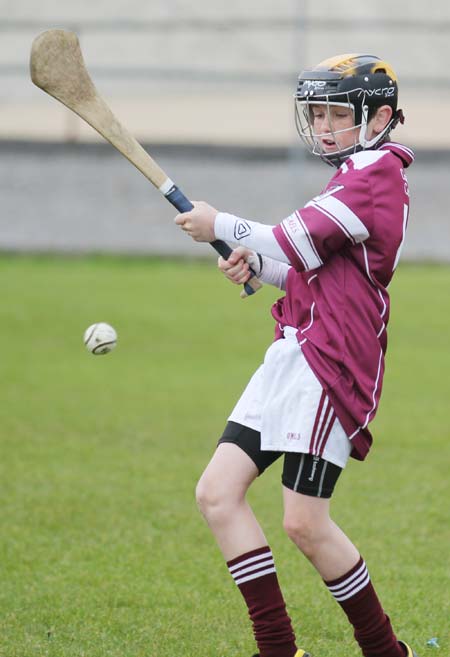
top-left (294, 53), bottom-right (405, 167)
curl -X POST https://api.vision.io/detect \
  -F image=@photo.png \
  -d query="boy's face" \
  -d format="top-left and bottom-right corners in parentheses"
top-left (310, 104), bottom-right (358, 154)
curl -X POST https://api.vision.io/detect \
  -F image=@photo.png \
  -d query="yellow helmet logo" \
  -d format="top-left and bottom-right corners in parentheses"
top-left (314, 54), bottom-right (397, 83)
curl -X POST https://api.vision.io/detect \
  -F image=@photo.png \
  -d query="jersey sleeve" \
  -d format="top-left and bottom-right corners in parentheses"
top-left (273, 174), bottom-right (373, 272)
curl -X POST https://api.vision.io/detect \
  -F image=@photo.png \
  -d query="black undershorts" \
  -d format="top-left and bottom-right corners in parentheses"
top-left (218, 421), bottom-right (343, 499)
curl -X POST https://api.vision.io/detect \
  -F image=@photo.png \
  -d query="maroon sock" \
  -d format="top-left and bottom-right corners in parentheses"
top-left (324, 556), bottom-right (404, 657)
top-left (227, 546), bottom-right (297, 657)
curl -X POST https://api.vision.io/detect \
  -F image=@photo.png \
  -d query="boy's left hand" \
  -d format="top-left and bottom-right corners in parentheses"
top-left (174, 201), bottom-right (218, 242)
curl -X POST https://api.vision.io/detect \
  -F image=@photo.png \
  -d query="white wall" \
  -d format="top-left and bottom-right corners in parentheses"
top-left (0, 1), bottom-right (448, 148)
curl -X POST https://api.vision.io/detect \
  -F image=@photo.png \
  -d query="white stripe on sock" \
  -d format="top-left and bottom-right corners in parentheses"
top-left (228, 551), bottom-right (273, 573)
top-left (326, 562), bottom-right (371, 602)
top-left (327, 561), bottom-right (367, 593)
top-left (332, 572), bottom-right (371, 601)
top-left (234, 566), bottom-right (277, 586)
top-left (230, 558), bottom-right (275, 580)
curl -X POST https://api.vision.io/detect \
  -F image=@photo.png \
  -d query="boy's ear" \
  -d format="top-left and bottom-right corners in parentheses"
top-left (372, 105), bottom-right (393, 134)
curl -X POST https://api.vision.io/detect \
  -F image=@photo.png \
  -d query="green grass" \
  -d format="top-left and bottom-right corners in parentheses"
top-left (0, 255), bottom-right (448, 657)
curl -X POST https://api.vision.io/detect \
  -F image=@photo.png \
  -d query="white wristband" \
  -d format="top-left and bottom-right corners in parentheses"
top-left (214, 212), bottom-right (290, 264)
top-left (257, 255), bottom-right (289, 290)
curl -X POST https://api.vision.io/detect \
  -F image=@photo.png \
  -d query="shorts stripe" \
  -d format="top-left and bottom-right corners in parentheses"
top-left (219, 422), bottom-right (344, 498)
top-left (311, 397), bottom-right (334, 454)
top-left (293, 453), bottom-right (306, 492)
top-left (313, 402), bottom-right (334, 453)
top-left (309, 390), bottom-right (327, 453)
top-left (317, 460), bottom-right (328, 497)
top-left (318, 410), bottom-right (337, 456)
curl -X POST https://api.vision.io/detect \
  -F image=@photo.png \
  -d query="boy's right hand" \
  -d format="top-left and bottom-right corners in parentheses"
top-left (218, 246), bottom-right (260, 285)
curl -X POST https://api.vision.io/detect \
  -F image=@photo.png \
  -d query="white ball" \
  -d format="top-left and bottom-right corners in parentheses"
top-left (83, 322), bottom-right (117, 355)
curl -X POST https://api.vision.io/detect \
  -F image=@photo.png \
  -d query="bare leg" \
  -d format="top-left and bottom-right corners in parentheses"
top-left (195, 443), bottom-right (267, 560)
top-left (282, 486), bottom-right (404, 657)
top-left (282, 487), bottom-right (359, 580)
top-left (196, 444), bottom-right (299, 657)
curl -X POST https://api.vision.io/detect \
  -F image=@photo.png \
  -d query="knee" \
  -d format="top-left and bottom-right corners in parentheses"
top-left (283, 512), bottom-right (328, 559)
top-left (195, 476), bottom-right (216, 516)
top-left (195, 475), bottom-right (236, 523)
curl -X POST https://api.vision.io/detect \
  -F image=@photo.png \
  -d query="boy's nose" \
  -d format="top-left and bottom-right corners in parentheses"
top-left (319, 117), bottom-right (331, 133)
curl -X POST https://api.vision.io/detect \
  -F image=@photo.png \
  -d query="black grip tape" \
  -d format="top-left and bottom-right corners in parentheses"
top-left (164, 183), bottom-right (258, 296)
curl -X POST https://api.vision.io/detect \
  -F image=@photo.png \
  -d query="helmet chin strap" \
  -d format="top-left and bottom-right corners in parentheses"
top-left (358, 104), bottom-right (394, 149)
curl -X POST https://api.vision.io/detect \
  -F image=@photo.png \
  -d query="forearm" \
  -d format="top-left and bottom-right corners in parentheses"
top-left (256, 255), bottom-right (290, 290)
top-left (214, 212), bottom-right (290, 264)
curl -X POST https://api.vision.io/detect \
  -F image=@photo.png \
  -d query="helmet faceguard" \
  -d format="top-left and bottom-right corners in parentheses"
top-left (294, 54), bottom-right (405, 167)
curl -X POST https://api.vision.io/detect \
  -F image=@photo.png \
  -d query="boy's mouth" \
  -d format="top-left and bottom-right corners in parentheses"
top-left (321, 138), bottom-right (337, 150)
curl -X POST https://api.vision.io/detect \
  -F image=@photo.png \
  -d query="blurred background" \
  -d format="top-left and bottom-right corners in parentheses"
top-left (2, 7), bottom-right (449, 655)
top-left (1, 0), bottom-right (449, 259)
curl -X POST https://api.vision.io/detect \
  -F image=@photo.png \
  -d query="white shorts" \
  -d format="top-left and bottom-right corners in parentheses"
top-left (228, 326), bottom-right (352, 468)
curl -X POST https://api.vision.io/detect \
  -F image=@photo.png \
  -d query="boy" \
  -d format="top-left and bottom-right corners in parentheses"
top-left (175, 54), bottom-right (417, 657)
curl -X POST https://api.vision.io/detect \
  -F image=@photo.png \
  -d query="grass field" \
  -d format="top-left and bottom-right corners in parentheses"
top-left (0, 255), bottom-right (449, 657)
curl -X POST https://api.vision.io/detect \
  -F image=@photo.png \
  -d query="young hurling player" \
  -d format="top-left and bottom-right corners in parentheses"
top-left (175, 54), bottom-right (418, 657)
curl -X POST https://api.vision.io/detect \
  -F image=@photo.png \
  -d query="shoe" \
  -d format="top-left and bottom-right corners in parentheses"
top-left (399, 641), bottom-right (418, 657)
top-left (251, 650), bottom-right (311, 657)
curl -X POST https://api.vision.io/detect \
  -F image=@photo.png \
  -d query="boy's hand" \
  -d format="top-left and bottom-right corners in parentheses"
top-left (218, 246), bottom-right (259, 285)
top-left (174, 201), bottom-right (218, 242)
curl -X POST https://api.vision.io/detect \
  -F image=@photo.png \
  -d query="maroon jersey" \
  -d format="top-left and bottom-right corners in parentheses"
top-left (272, 142), bottom-right (414, 460)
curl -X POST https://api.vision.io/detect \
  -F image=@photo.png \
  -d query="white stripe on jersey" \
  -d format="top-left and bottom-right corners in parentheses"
top-left (348, 149), bottom-right (388, 170)
top-left (347, 347), bottom-right (383, 440)
top-left (382, 142), bottom-right (415, 161)
top-left (298, 302), bottom-right (315, 345)
top-left (360, 242), bottom-right (376, 285)
top-left (377, 289), bottom-right (387, 319)
top-left (308, 196), bottom-right (370, 244)
top-left (393, 203), bottom-right (409, 270)
top-left (301, 302), bottom-right (315, 334)
top-left (376, 322), bottom-right (386, 338)
top-left (295, 211), bottom-right (324, 264)
top-left (280, 213), bottom-right (323, 270)
top-left (363, 348), bottom-right (383, 429)
top-left (376, 289), bottom-right (387, 337)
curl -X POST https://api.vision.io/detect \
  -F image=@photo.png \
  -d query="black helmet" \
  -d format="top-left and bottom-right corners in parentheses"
top-left (294, 53), bottom-right (405, 166)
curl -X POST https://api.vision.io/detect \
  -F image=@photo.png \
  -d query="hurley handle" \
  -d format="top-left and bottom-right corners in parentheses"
top-left (163, 184), bottom-right (262, 298)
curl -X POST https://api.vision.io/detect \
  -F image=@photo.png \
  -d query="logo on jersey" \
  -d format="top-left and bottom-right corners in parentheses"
top-left (234, 219), bottom-right (251, 241)
top-left (312, 184), bottom-right (344, 202)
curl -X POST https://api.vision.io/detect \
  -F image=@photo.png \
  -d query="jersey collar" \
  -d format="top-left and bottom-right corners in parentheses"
top-left (378, 142), bottom-right (415, 168)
